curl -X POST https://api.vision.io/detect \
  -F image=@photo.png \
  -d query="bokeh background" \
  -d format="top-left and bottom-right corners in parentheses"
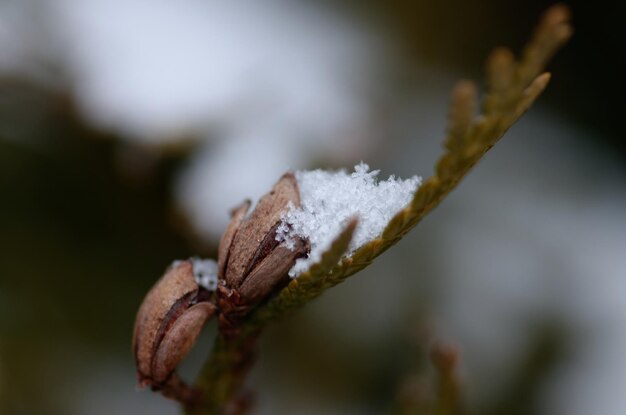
top-left (1, 1), bottom-right (625, 414)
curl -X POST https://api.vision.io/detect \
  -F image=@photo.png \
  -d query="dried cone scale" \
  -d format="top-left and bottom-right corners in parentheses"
top-left (133, 260), bottom-right (216, 389)
top-left (132, 172), bottom-right (310, 405)
top-left (217, 172), bottom-right (309, 329)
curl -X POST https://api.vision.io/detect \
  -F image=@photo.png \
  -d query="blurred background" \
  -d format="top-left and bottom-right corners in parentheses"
top-left (1, 1), bottom-right (625, 414)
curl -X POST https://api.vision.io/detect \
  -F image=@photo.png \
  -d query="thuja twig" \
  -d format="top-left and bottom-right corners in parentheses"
top-left (250, 4), bottom-right (571, 325)
top-left (183, 5), bottom-right (571, 413)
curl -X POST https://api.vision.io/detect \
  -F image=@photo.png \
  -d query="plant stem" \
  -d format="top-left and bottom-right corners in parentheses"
top-left (185, 326), bottom-right (263, 415)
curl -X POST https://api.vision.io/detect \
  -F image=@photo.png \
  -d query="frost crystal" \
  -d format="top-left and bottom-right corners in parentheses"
top-left (277, 163), bottom-right (421, 277)
top-left (190, 258), bottom-right (218, 291)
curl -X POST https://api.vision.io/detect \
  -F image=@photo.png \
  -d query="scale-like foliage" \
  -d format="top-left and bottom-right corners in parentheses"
top-left (248, 4), bottom-right (572, 327)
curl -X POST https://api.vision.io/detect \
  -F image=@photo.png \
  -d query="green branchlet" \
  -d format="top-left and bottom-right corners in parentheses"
top-left (252, 4), bottom-right (571, 326)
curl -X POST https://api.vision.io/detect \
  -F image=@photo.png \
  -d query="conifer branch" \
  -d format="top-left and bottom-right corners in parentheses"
top-left (252, 4), bottom-right (572, 323)
top-left (186, 6), bottom-right (572, 413)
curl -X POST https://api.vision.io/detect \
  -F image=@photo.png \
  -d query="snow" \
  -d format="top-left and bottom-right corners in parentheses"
top-left (173, 258), bottom-right (218, 291)
top-left (190, 258), bottom-right (219, 291)
top-left (277, 163), bottom-right (421, 277)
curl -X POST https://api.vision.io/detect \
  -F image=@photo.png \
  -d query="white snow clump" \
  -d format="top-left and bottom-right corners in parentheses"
top-left (171, 258), bottom-right (219, 291)
top-left (191, 258), bottom-right (219, 291)
top-left (277, 162), bottom-right (421, 277)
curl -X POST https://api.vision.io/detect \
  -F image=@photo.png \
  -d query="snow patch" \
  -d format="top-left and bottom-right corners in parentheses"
top-left (277, 163), bottom-right (420, 277)
top-left (173, 258), bottom-right (219, 291)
